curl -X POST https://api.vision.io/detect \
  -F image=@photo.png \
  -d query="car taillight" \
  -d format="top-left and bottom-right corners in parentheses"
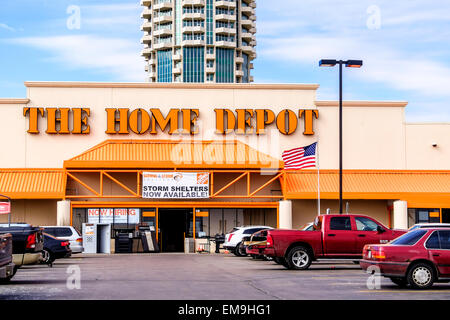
top-left (76, 238), bottom-right (82, 243)
top-left (61, 241), bottom-right (69, 247)
top-left (372, 247), bottom-right (386, 260)
top-left (266, 234), bottom-right (273, 248)
top-left (228, 234), bottom-right (234, 242)
top-left (26, 233), bottom-right (36, 249)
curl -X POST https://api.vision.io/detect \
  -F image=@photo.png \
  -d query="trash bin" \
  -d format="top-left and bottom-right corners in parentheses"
top-left (214, 234), bottom-right (225, 253)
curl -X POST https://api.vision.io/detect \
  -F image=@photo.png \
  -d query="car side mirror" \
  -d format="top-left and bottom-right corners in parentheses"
top-left (377, 226), bottom-right (385, 233)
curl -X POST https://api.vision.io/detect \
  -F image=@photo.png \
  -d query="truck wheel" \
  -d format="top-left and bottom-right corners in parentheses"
top-left (390, 277), bottom-right (408, 288)
top-left (286, 246), bottom-right (312, 270)
top-left (407, 263), bottom-right (435, 289)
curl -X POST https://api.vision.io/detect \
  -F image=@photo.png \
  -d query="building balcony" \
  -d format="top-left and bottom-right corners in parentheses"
top-left (141, 0), bottom-right (152, 7)
top-left (235, 70), bottom-right (244, 77)
top-left (154, 15), bottom-right (173, 23)
top-left (182, 0), bottom-right (205, 6)
top-left (235, 57), bottom-right (244, 64)
top-left (250, 1), bottom-right (256, 9)
top-left (215, 14), bottom-right (236, 22)
top-left (215, 27), bottom-right (236, 35)
top-left (206, 66), bottom-right (215, 73)
top-left (181, 39), bottom-right (205, 46)
top-left (240, 6), bottom-right (254, 14)
top-left (141, 34), bottom-right (152, 44)
top-left (182, 26), bottom-right (205, 33)
top-left (173, 53), bottom-right (182, 60)
top-left (141, 8), bottom-right (152, 18)
top-left (172, 67), bottom-right (182, 74)
top-left (240, 19), bottom-right (252, 27)
top-left (154, 42), bottom-right (173, 49)
top-left (154, 2), bottom-right (172, 10)
top-left (154, 28), bottom-right (173, 36)
top-left (206, 53), bottom-right (215, 59)
top-left (215, 40), bottom-right (236, 48)
top-left (182, 13), bottom-right (205, 20)
top-left (249, 62), bottom-right (254, 69)
top-left (141, 22), bottom-right (152, 31)
top-left (249, 75), bottom-right (254, 82)
top-left (240, 45), bottom-right (254, 53)
top-left (215, 0), bottom-right (236, 8)
top-left (249, 27), bottom-right (256, 33)
top-left (241, 32), bottom-right (252, 40)
top-left (249, 15), bottom-right (256, 21)
top-left (141, 48), bottom-right (152, 56)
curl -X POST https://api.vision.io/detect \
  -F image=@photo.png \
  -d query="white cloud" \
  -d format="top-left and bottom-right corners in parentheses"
top-left (10, 35), bottom-right (146, 81)
top-left (0, 23), bottom-right (15, 32)
top-left (81, 3), bottom-right (142, 29)
top-left (260, 35), bottom-right (450, 98)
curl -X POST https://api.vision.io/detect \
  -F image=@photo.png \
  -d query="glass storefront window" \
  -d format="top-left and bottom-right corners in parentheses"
top-left (408, 208), bottom-right (440, 227)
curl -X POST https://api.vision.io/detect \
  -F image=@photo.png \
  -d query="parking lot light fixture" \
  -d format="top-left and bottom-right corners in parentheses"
top-left (319, 59), bottom-right (363, 213)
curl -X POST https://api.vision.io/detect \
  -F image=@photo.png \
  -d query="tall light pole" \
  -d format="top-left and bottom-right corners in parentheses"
top-left (319, 59), bottom-right (363, 213)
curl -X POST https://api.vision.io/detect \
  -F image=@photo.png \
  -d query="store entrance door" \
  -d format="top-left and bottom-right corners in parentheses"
top-left (159, 209), bottom-right (192, 252)
top-left (442, 209), bottom-right (450, 223)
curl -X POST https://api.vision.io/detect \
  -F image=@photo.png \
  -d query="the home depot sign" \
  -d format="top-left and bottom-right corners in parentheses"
top-left (23, 108), bottom-right (318, 136)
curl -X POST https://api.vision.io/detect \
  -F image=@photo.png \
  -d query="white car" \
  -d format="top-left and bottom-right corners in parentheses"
top-left (224, 226), bottom-right (273, 256)
top-left (41, 226), bottom-right (83, 253)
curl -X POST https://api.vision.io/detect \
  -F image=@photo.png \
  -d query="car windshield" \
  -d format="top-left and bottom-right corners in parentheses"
top-left (391, 229), bottom-right (427, 245)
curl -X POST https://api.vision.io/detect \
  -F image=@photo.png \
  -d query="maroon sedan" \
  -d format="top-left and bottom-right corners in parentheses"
top-left (360, 228), bottom-right (450, 289)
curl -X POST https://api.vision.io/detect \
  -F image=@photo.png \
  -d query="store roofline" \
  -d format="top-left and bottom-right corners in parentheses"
top-left (0, 98), bottom-right (30, 104)
top-left (23, 81), bottom-right (320, 90)
top-left (315, 100), bottom-right (408, 108)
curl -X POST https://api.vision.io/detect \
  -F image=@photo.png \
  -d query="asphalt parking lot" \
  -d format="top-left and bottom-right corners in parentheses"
top-left (1, 253), bottom-right (450, 300)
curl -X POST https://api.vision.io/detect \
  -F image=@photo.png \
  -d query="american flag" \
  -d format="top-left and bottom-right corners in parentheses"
top-left (282, 142), bottom-right (317, 170)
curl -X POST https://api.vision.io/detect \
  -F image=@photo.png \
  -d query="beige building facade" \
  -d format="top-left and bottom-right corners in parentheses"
top-left (0, 82), bottom-right (449, 252)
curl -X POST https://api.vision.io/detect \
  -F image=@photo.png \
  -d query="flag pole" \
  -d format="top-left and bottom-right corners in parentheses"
top-left (317, 140), bottom-right (320, 216)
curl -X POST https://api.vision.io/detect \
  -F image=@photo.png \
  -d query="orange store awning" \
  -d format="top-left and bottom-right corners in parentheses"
top-left (0, 169), bottom-right (65, 199)
top-left (284, 170), bottom-right (450, 206)
top-left (64, 139), bottom-right (283, 169)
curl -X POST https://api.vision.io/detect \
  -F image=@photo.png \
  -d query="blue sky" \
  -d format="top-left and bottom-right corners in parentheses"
top-left (1, 0), bottom-right (450, 121)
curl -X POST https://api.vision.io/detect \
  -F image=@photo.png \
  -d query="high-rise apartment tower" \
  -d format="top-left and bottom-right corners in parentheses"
top-left (140, 0), bottom-right (256, 83)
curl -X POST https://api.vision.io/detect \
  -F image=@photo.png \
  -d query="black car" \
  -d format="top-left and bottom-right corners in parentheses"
top-left (42, 233), bottom-right (72, 264)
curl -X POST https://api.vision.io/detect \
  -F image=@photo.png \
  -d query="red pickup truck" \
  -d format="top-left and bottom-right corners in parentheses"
top-left (264, 214), bottom-right (406, 270)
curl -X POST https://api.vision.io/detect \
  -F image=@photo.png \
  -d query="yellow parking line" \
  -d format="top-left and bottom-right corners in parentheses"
top-left (359, 290), bottom-right (450, 293)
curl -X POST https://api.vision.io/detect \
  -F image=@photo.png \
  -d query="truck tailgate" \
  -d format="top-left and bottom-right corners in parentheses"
top-left (0, 233), bottom-right (13, 267)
